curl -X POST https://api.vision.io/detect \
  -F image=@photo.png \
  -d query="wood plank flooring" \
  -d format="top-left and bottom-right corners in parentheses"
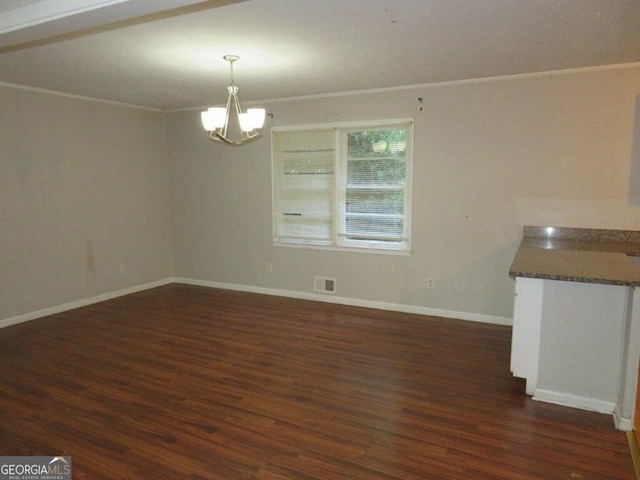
top-left (0, 284), bottom-right (635, 479)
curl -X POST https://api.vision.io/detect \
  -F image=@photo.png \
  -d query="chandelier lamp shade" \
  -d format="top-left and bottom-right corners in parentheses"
top-left (201, 55), bottom-right (266, 146)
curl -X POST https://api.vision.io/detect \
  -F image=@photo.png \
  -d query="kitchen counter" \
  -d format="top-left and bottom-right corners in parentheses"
top-left (508, 226), bottom-right (640, 427)
top-left (509, 226), bottom-right (640, 286)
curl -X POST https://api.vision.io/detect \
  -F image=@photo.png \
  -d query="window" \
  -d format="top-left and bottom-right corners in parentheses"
top-left (272, 119), bottom-right (412, 254)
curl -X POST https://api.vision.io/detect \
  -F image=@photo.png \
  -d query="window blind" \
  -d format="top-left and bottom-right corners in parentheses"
top-left (338, 123), bottom-right (412, 244)
top-left (272, 129), bottom-right (336, 244)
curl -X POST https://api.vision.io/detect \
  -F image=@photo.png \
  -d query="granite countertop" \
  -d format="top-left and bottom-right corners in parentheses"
top-left (509, 226), bottom-right (640, 286)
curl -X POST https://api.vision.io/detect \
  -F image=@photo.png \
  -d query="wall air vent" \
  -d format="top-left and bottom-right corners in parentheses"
top-left (314, 276), bottom-right (336, 294)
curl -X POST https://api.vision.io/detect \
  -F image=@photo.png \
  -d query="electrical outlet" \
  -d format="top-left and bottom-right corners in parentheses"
top-left (120, 263), bottom-right (127, 274)
top-left (427, 278), bottom-right (435, 289)
top-left (265, 262), bottom-right (273, 273)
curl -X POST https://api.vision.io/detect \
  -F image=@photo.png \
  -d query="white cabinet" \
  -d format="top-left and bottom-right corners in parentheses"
top-left (511, 276), bottom-right (639, 428)
top-left (510, 277), bottom-right (543, 395)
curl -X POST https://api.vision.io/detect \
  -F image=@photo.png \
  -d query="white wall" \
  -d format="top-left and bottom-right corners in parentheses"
top-left (168, 65), bottom-right (640, 322)
top-left (0, 87), bottom-right (173, 322)
top-left (2, 65), bottom-right (638, 327)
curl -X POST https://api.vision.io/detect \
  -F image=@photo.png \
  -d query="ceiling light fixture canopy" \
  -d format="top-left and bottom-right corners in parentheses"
top-left (201, 55), bottom-right (266, 146)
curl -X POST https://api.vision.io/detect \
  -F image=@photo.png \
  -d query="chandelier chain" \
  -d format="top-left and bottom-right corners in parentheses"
top-left (223, 54), bottom-right (239, 86)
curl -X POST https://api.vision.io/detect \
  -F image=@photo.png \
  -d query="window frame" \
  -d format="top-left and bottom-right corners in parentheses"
top-left (271, 118), bottom-right (413, 256)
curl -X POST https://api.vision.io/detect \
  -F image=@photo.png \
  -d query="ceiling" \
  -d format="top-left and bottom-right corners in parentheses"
top-left (0, 0), bottom-right (639, 111)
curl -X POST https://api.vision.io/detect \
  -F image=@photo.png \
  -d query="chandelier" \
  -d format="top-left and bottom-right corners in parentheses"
top-left (201, 55), bottom-right (266, 146)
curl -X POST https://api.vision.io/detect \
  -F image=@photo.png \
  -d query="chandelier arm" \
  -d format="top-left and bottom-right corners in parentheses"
top-left (232, 89), bottom-right (249, 140)
top-left (221, 87), bottom-right (234, 139)
top-left (207, 131), bottom-right (263, 146)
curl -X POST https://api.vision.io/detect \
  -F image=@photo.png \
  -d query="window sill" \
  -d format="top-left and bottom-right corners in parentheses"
top-left (272, 241), bottom-right (411, 256)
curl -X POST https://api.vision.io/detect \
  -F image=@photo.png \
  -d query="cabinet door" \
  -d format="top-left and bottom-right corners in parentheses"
top-left (511, 277), bottom-right (543, 395)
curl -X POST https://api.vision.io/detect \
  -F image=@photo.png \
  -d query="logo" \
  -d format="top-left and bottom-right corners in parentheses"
top-left (0, 456), bottom-right (72, 480)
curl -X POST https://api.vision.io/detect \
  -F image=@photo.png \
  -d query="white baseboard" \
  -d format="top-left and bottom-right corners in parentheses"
top-left (533, 388), bottom-right (616, 415)
top-left (613, 404), bottom-right (633, 431)
top-left (0, 278), bottom-right (173, 329)
top-left (1, 277), bottom-right (513, 330)
top-left (173, 277), bottom-right (513, 326)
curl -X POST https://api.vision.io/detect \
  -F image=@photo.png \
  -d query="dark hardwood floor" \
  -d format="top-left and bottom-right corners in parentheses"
top-left (0, 284), bottom-right (635, 479)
